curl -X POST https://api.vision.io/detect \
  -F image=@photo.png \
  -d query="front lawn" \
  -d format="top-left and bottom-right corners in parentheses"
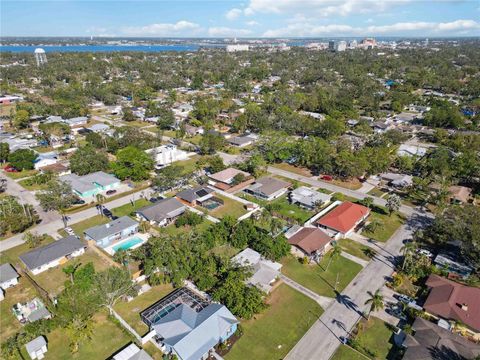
top-left (225, 284), bottom-right (323, 360)
top-left (271, 163), bottom-right (313, 177)
top-left (337, 239), bottom-right (375, 261)
top-left (362, 207), bottom-right (405, 242)
top-left (331, 345), bottom-right (368, 360)
top-left (114, 284), bottom-right (174, 336)
top-left (350, 317), bottom-right (401, 360)
top-left (209, 195), bottom-right (247, 219)
top-left (330, 178), bottom-right (362, 190)
top-left (281, 254), bottom-right (363, 298)
top-left (111, 198), bottom-right (151, 217)
top-left (3, 169), bottom-right (38, 180)
top-left (23, 311), bottom-right (134, 360)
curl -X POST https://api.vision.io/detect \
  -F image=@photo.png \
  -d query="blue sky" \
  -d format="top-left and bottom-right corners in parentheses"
top-left (1, 0), bottom-right (479, 37)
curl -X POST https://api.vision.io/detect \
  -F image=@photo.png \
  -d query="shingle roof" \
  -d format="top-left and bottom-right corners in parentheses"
top-left (316, 202), bottom-right (370, 233)
top-left (25, 336), bottom-right (46, 354)
top-left (19, 236), bottom-right (85, 271)
top-left (59, 171), bottom-right (119, 193)
top-left (153, 303), bottom-right (238, 360)
top-left (288, 227), bottom-right (332, 255)
top-left (84, 216), bottom-right (138, 241)
top-left (424, 274), bottom-right (480, 332)
top-left (209, 168), bottom-right (250, 184)
top-left (0, 263), bottom-right (19, 283)
top-left (249, 177), bottom-right (290, 197)
top-left (136, 198), bottom-right (185, 223)
top-left (176, 186), bottom-right (214, 203)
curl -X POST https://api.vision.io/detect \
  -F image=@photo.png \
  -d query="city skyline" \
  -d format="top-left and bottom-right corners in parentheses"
top-left (1, 0), bottom-right (480, 38)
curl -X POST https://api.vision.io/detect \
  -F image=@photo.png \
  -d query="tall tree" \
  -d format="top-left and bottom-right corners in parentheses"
top-left (386, 194), bottom-right (401, 216)
top-left (364, 289), bottom-right (384, 320)
top-left (7, 149), bottom-right (36, 170)
top-left (70, 145), bottom-right (109, 175)
top-left (111, 146), bottom-right (154, 181)
top-left (94, 267), bottom-right (136, 314)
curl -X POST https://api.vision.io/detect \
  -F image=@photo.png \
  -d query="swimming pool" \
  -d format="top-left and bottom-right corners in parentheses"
top-left (113, 237), bottom-right (144, 252)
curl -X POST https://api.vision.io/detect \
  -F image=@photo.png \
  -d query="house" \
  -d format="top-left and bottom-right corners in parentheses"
top-left (33, 151), bottom-right (58, 170)
top-left (136, 198), bottom-right (186, 226)
top-left (184, 124), bottom-right (204, 137)
top-left (448, 185), bottom-right (472, 204)
top-left (19, 236), bottom-right (86, 275)
top-left (208, 167), bottom-right (253, 192)
top-left (146, 145), bottom-right (189, 168)
top-left (289, 186), bottom-right (331, 210)
top-left (227, 135), bottom-right (254, 148)
top-left (176, 186), bottom-right (216, 207)
top-left (64, 116), bottom-right (88, 127)
top-left (60, 171), bottom-right (121, 199)
top-left (25, 336), bottom-right (48, 360)
top-left (379, 173), bottom-right (413, 188)
top-left (112, 343), bottom-right (153, 360)
top-left (397, 144), bottom-right (428, 157)
top-left (299, 111), bottom-right (326, 121)
top-left (231, 248), bottom-right (282, 293)
top-left (316, 201), bottom-right (370, 239)
top-left (87, 123), bottom-right (110, 133)
top-left (286, 227), bottom-right (333, 261)
top-left (433, 254), bottom-right (473, 279)
top-left (84, 216), bottom-right (139, 248)
top-left (0, 263), bottom-right (19, 290)
top-left (141, 288), bottom-right (238, 360)
top-left (245, 177), bottom-right (291, 201)
top-left (12, 297), bottom-right (51, 323)
top-left (38, 162), bottom-right (70, 176)
top-left (423, 274), bottom-right (480, 336)
top-left (402, 317), bottom-right (480, 360)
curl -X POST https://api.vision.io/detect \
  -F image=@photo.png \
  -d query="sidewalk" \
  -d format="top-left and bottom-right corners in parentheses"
top-left (280, 274), bottom-right (334, 309)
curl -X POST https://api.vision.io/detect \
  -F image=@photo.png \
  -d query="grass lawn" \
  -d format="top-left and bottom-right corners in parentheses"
top-left (209, 195), bottom-right (247, 219)
top-left (329, 178), bottom-right (362, 190)
top-left (281, 254), bottom-right (363, 298)
top-left (367, 187), bottom-right (389, 198)
top-left (352, 317), bottom-right (400, 360)
top-left (158, 218), bottom-right (213, 237)
top-left (337, 239), bottom-right (375, 261)
top-left (123, 120), bottom-right (151, 128)
top-left (362, 207), bottom-right (406, 242)
top-left (24, 311), bottom-right (134, 360)
top-left (114, 284), bottom-right (174, 336)
top-left (225, 284), bottom-right (323, 360)
top-left (210, 244), bottom-right (239, 258)
top-left (34, 248), bottom-right (110, 296)
top-left (143, 342), bottom-right (164, 360)
top-left (175, 155), bottom-right (202, 175)
top-left (0, 277), bottom-right (38, 343)
top-left (331, 345), bottom-right (369, 360)
top-left (18, 178), bottom-right (48, 191)
top-left (111, 198), bottom-right (151, 217)
top-left (272, 174), bottom-right (312, 189)
top-left (271, 163), bottom-right (313, 177)
top-left (3, 169), bottom-right (38, 180)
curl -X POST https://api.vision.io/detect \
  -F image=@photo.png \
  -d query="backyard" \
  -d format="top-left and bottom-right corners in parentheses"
top-left (281, 253), bottom-right (363, 298)
top-left (208, 195), bottom-right (248, 219)
top-left (225, 284), bottom-right (323, 360)
top-left (113, 284), bottom-right (174, 336)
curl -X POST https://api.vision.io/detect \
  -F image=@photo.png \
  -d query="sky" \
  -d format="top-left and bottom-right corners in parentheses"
top-left (1, 0), bottom-right (480, 38)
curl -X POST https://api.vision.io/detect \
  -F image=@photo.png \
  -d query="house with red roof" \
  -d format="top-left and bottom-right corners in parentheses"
top-left (286, 227), bottom-right (333, 262)
top-left (315, 201), bottom-right (370, 239)
top-left (423, 274), bottom-right (480, 338)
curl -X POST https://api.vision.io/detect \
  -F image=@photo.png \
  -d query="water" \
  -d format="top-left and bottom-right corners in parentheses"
top-left (112, 236), bottom-right (144, 252)
top-left (0, 44), bottom-right (223, 53)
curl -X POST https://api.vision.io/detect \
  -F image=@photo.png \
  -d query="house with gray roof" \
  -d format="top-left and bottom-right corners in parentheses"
top-left (245, 177), bottom-right (291, 201)
top-left (60, 171), bottom-right (120, 199)
top-left (87, 123), bottom-right (110, 133)
top-left (25, 336), bottom-right (47, 360)
top-left (136, 198), bottom-right (186, 226)
top-left (84, 216), bottom-right (139, 248)
top-left (0, 263), bottom-right (19, 290)
top-left (64, 116), bottom-right (88, 127)
top-left (231, 248), bottom-right (282, 293)
top-left (152, 303), bottom-right (238, 360)
top-left (19, 236), bottom-right (86, 275)
top-left (227, 135), bottom-right (254, 148)
top-left (112, 343), bottom-right (153, 360)
top-left (289, 186), bottom-right (331, 210)
top-left (176, 186), bottom-right (216, 207)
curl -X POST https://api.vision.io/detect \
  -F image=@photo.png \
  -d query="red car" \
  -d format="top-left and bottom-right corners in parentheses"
top-left (4, 165), bottom-right (19, 173)
top-left (321, 175), bottom-right (333, 181)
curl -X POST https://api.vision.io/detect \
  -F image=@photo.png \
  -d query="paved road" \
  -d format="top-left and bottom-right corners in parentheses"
top-left (0, 187), bottom-right (154, 252)
top-left (267, 166), bottom-right (418, 217)
top-left (285, 213), bottom-right (431, 360)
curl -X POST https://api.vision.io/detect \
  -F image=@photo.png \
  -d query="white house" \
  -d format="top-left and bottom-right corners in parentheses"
top-left (0, 263), bottom-right (19, 290)
top-left (146, 145), bottom-right (189, 168)
top-left (25, 336), bottom-right (47, 360)
top-left (34, 152), bottom-right (59, 170)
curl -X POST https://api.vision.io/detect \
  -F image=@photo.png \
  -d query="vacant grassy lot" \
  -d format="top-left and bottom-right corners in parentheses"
top-left (23, 312), bottom-right (134, 360)
top-left (281, 254), bottom-right (362, 298)
top-left (34, 248), bottom-right (110, 296)
top-left (175, 155), bottom-right (202, 175)
top-left (0, 277), bottom-right (37, 343)
top-left (337, 239), bottom-right (375, 261)
top-left (330, 178), bottom-right (362, 190)
top-left (114, 284), bottom-right (174, 336)
top-left (158, 217), bottom-right (213, 237)
top-left (362, 207), bottom-right (405, 242)
top-left (367, 187), bottom-right (389, 198)
top-left (209, 195), bottom-right (247, 219)
top-left (17, 178), bottom-right (48, 191)
top-left (271, 163), bottom-right (313, 177)
top-left (352, 317), bottom-right (400, 360)
top-left (3, 168), bottom-right (38, 180)
top-left (225, 284), bottom-right (323, 360)
top-left (112, 198), bottom-right (151, 217)
top-left (331, 345), bottom-right (369, 360)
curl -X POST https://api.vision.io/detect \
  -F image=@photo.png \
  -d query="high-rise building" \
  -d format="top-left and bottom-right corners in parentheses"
top-left (335, 41), bottom-right (347, 52)
top-left (34, 48), bottom-right (47, 66)
top-left (348, 40), bottom-right (358, 49)
top-left (328, 40), bottom-right (335, 51)
top-left (361, 38), bottom-right (376, 49)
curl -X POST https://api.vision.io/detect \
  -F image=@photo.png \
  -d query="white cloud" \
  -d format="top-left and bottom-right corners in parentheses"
top-left (208, 27), bottom-right (253, 37)
top-left (246, 20), bottom-right (259, 26)
top-left (122, 21), bottom-right (201, 36)
top-left (263, 19), bottom-right (480, 37)
top-left (226, 8), bottom-right (243, 20)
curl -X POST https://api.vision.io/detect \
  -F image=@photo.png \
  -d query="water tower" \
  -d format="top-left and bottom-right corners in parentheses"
top-left (34, 48), bottom-right (47, 67)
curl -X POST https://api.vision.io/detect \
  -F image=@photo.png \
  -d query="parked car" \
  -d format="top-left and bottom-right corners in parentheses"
top-left (64, 227), bottom-right (75, 236)
top-left (106, 190), bottom-right (117, 196)
top-left (102, 208), bottom-right (113, 218)
top-left (4, 165), bottom-right (19, 173)
top-left (386, 306), bottom-right (407, 321)
top-left (417, 249), bottom-right (433, 258)
top-left (397, 294), bottom-right (415, 304)
top-left (321, 175), bottom-right (333, 181)
top-left (72, 198), bottom-right (86, 205)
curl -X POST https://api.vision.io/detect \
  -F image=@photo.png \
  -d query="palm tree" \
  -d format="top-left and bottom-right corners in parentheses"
top-left (364, 289), bottom-right (384, 320)
top-left (400, 241), bottom-right (417, 271)
top-left (325, 243), bottom-right (342, 271)
top-left (96, 193), bottom-right (106, 216)
top-left (365, 218), bottom-right (382, 234)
